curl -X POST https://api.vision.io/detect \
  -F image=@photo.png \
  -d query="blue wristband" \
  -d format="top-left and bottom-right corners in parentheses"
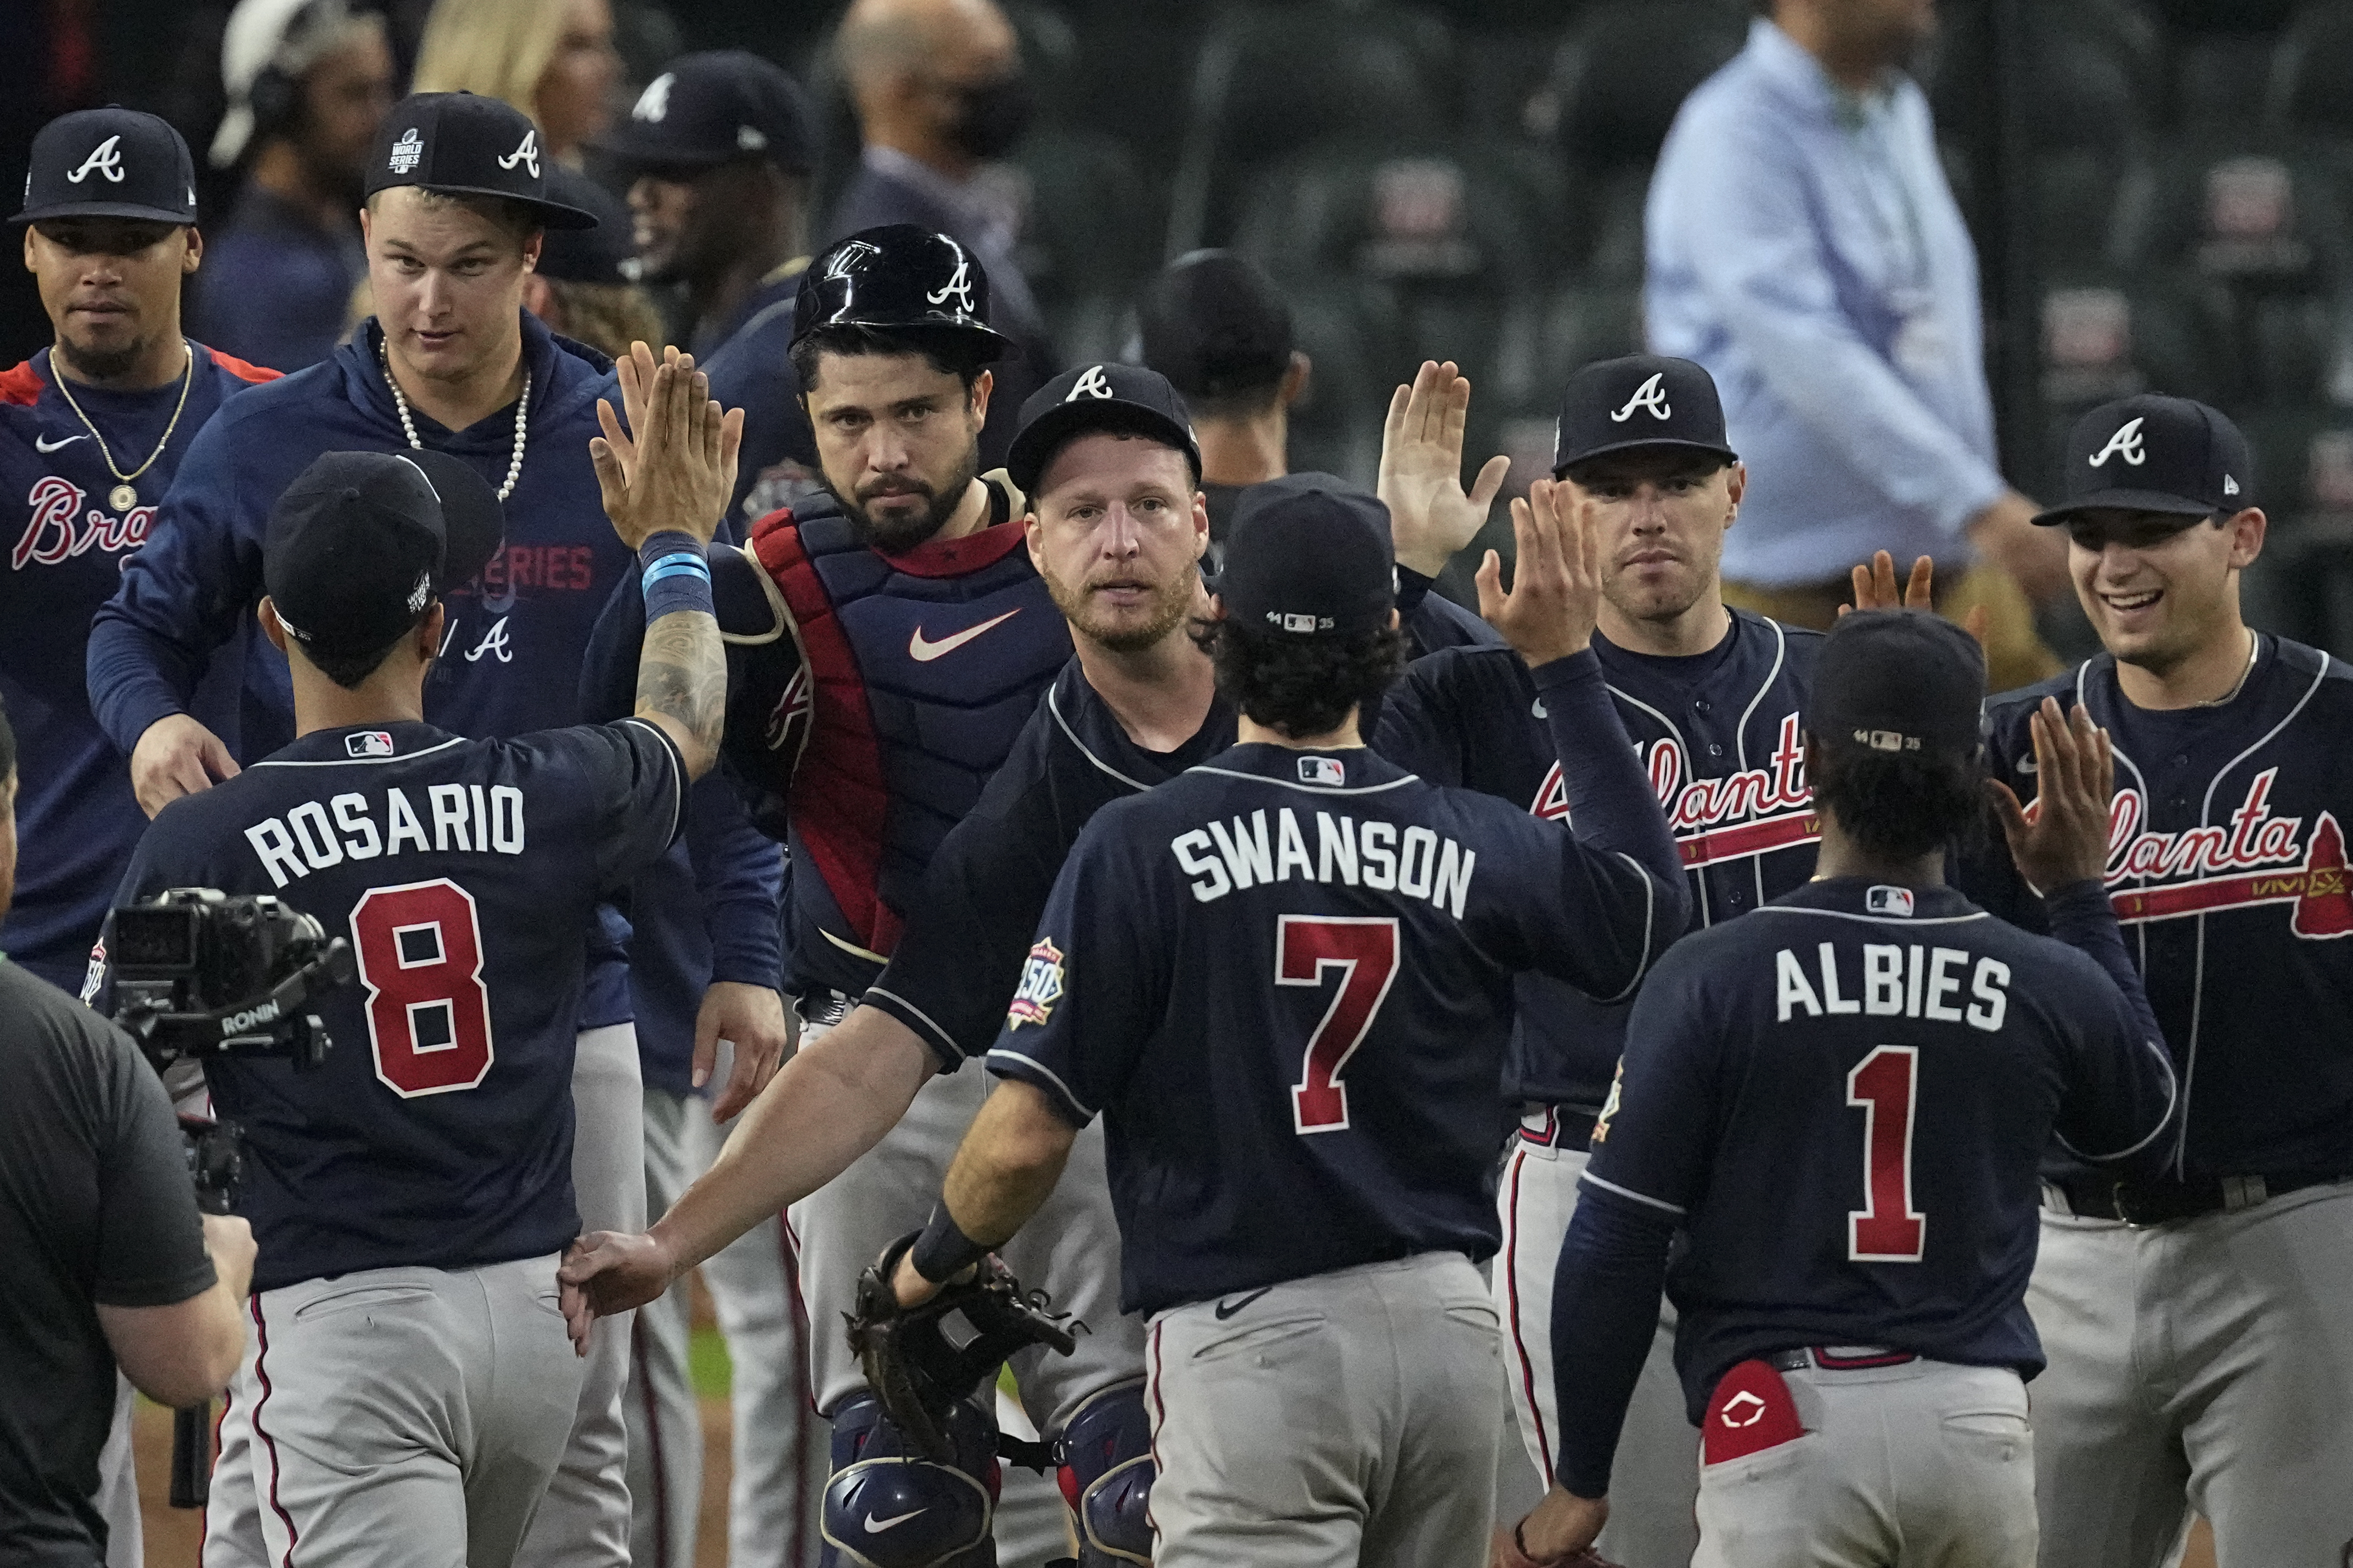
top-left (641, 536), bottom-right (713, 621)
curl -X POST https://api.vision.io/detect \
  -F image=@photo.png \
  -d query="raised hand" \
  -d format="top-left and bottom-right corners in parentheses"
top-left (1840, 548), bottom-right (1992, 643)
top-left (1378, 359), bottom-right (1512, 578)
top-left (590, 341), bottom-right (745, 550)
top-left (1989, 696), bottom-right (2116, 893)
top-left (1477, 478), bottom-right (1603, 669)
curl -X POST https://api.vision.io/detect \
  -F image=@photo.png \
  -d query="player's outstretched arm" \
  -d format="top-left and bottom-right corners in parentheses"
top-left (558, 1004), bottom-right (937, 1349)
top-left (888, 1078), bottom-right (1079, 1308)
top-left (591, 342), bottom-right (744, 780)
top-left (1380, 360), bottom-right (1512, 579)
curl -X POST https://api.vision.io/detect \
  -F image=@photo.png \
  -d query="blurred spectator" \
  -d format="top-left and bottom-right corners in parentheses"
top-left (525, 166), bottom-right (665, 360)
top-left (193, 0), bottom-right (392, 372)
top-left (829, 0), bottom-right (1057, 469)
top-left (1138, 249), bottom-right (1308, 554)
top-left (411, 0), bottom-right (623, 175)
top-left (1647, 0), bottom-right (2065, 691)
top-left (604, 51), bottom-right (825, 523)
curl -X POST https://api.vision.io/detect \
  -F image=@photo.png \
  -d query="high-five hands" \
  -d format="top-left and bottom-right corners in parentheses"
top-left (1989, 695), bottom-right (2115, 894)
top-left (1379, 360), bottom-right (1512, 578)
top-left (1477, 477), bottom-right (1602, 669)
top-left (590, 341), bottom-right (745, 550)
top-left (1840, 549), bottom-right (1991, 644)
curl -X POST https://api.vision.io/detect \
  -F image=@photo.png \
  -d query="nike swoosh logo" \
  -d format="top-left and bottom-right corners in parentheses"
top-left (33, 433), bottom-right (88, 453)
top-left (909, 608), bottom-right (1021, 662)
top-left (864, 1508), bottom-right (925, 1533)
top-left (1214, 1287), bottom-right (1272, 1321)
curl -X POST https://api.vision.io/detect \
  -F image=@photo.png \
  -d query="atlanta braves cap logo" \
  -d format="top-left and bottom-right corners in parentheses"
top-left (2089, 415), bottom-right (2147, 468)
top-left (387, 126), bottom-right (423, 174)
top-left (1609, 371), bottom-right (1673, 424)
top-left (926, 258), bottom-right (976, 312)
top-left (495, 128), bottom-right (540, 178)
top-left (1068, 365), bottom-right (1113, 401)
top-left (633, 72), bottom-right (674, 122)
top-left (66, 135), bottom-right (126, 185)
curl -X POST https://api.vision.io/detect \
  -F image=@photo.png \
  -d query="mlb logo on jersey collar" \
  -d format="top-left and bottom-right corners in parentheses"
top-left (347, 730), bottom-right (396, 759)
top-left (1866, 885), bottom-right (1916, 917)
top-left (1299, 756), bottom-right (1346, 786)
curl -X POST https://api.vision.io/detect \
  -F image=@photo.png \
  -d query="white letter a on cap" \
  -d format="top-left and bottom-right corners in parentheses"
top-left (2089, 416), bottom-right (2147, 467)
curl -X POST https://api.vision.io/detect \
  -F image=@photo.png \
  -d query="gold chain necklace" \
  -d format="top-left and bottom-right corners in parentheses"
top-left (50, 342), bottom-right (195, 512)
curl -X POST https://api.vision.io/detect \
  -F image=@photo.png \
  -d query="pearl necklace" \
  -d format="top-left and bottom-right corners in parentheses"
top-left (380, 341), bottom-right (530, 501)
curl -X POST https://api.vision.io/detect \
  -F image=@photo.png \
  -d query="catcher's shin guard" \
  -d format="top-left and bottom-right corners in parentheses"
top-left (820, 1391), bottom-right (1000, 1568)
top-left (1053, 1380), bottom-right (1153, 1565)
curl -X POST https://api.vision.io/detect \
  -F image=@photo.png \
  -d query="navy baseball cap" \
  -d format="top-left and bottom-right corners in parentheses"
top-left (1007, 363), bottom-right (1201, 499)
top-left (601, 51), bottom-right (814, 173)
top-left (1139, 250), bottom-right (1295, 400)
top-left (536, 168), bottom-right (635, 284)
top-left (1553, 354), bottom-right (1738, 476)
top-left (792, 224), bottom-right (1010, 358)
top-left (2033, 394), bottom-right (2254, 528)
top-left (265, 450), bottom-right (504, 658)
top-left (1810, 610), bottom-right (1985, 764)
top-left (365, 93), bottom-right (599, 230)
top-left (14, 108), bottom-right (198, 227)
top-left (1219, 473), bottom-right (1395, 638)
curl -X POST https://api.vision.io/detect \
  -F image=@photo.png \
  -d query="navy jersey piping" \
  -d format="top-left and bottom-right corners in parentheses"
top-left (1750, 905), bottom-right (1992, 928)
top-left (1048, 680), bottom-right (1151, 792)
top-left (1735, 619), bottom-right (1790, 911)
top-left (1581, 1170), bottom-right (1685, 1217)
top-left (865, 985), bottom-right (960, 1061)
top-left (989, 1047), bottom-right (1094, 1121)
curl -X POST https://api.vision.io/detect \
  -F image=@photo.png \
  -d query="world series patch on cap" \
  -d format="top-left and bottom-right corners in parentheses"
top-left (364, 92), bottom-right (600, 230)
top-left (14, 107), bottom-right (199, 228)
top-left (2033, 393), bottom-right (2254, 528)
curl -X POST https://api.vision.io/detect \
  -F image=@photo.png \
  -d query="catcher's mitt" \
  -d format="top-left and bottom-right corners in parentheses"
top-left (845, 1231), bottom-right (1079, 1460)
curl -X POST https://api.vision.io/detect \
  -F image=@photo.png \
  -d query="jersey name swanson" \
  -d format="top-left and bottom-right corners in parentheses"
top-left (245, 783), bottom-right (529, 889)
top-left (1171, 805), bottom-right (1477, 917)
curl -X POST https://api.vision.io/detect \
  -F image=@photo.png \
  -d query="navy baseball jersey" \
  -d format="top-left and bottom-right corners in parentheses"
top-left (865, 658), bottom-right (1238, 1068)
top-left (1378, 609), bottom-right (1821, 1110)
top-left (1967, 637), bottom-right (2353, 1182)
top-left (582, 480), bottom-right (1074, 999)
top-left (97, 718), bottom-right (685, 1293)
top-left (1578, 878), bottom-right (2176, 1428)
top-left (0, 343), bottom-right (277, 989)
top-left (988, 653), bottom-right (1688, 1316)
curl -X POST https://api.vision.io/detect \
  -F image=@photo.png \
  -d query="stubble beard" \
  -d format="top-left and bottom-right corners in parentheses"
top-left (837, 448), bottom-right (980, 554)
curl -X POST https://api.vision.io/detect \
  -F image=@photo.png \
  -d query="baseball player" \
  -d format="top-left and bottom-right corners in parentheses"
top-left (0, 105), bottom-right (277, 1567)
top-left (82, 93), bottom-right (778, 1566)
top-left (1960, 394), bottom-right (2353, 1567)
top-left (1511, 610), bottom-right (2180, 1568)
top-left (1374, 354), bottom-right (1814, 1568)
top-left (575, 223), bottom-right (1091, 1563)
top-left (2, 108), bottom-right (278, 994)
top-left (883, 475), bottom-right (1686, 1566)
top-left (90, 346), bottom-right (734, 1567)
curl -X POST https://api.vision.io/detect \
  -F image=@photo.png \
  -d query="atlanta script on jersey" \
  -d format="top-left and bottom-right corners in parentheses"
top-left (1968, 638), bottom-right (2353, 1180)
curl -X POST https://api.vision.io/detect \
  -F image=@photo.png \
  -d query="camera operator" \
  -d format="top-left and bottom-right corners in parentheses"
top-left (0, 702), bottom-right (256, 1565)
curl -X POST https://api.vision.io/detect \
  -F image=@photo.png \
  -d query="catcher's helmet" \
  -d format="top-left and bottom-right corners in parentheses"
top-left (791, 224), bottom-right (1012, 360)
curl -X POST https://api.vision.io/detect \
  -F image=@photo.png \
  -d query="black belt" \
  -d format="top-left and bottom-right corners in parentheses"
top-left (1518, 1103), bottom-right (1601, 1153)
top-left (1767, 1346), bottom-right (1917, 1372)
top-left (2046, 1169), bottom-right (2351, 1226)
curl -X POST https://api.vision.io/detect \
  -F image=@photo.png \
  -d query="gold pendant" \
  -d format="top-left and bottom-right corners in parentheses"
top-left (109, 483), bottom-right (138, 512)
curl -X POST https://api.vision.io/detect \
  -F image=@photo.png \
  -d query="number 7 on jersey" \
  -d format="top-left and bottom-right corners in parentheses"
top-left (1279, 916), bottom-right (1400, 1135)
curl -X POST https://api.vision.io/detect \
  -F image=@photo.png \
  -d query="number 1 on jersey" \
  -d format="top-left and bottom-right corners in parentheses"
top-left (1278, 916), bottom-right (1399, 1135)
top-left (1847, 1045), bottom-right (1926, 1261)
top-left (350, 879), bottom-right (497, 1098)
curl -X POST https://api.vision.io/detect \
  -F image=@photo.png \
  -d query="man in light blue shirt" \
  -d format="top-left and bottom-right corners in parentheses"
top-left (1646, 0), bottom-right (2064, 692)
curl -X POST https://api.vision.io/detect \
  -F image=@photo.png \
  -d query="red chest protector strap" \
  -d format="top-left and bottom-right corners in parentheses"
top-left (750, 511), bottom-right (902, 960)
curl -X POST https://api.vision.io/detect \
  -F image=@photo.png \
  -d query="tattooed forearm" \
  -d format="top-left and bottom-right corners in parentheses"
top-left (636, 609), bottom-right (725, 778)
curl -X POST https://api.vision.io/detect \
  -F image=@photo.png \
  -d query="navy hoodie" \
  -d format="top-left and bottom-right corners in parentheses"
top-left (83, 311), bottom-right (775, 1034)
